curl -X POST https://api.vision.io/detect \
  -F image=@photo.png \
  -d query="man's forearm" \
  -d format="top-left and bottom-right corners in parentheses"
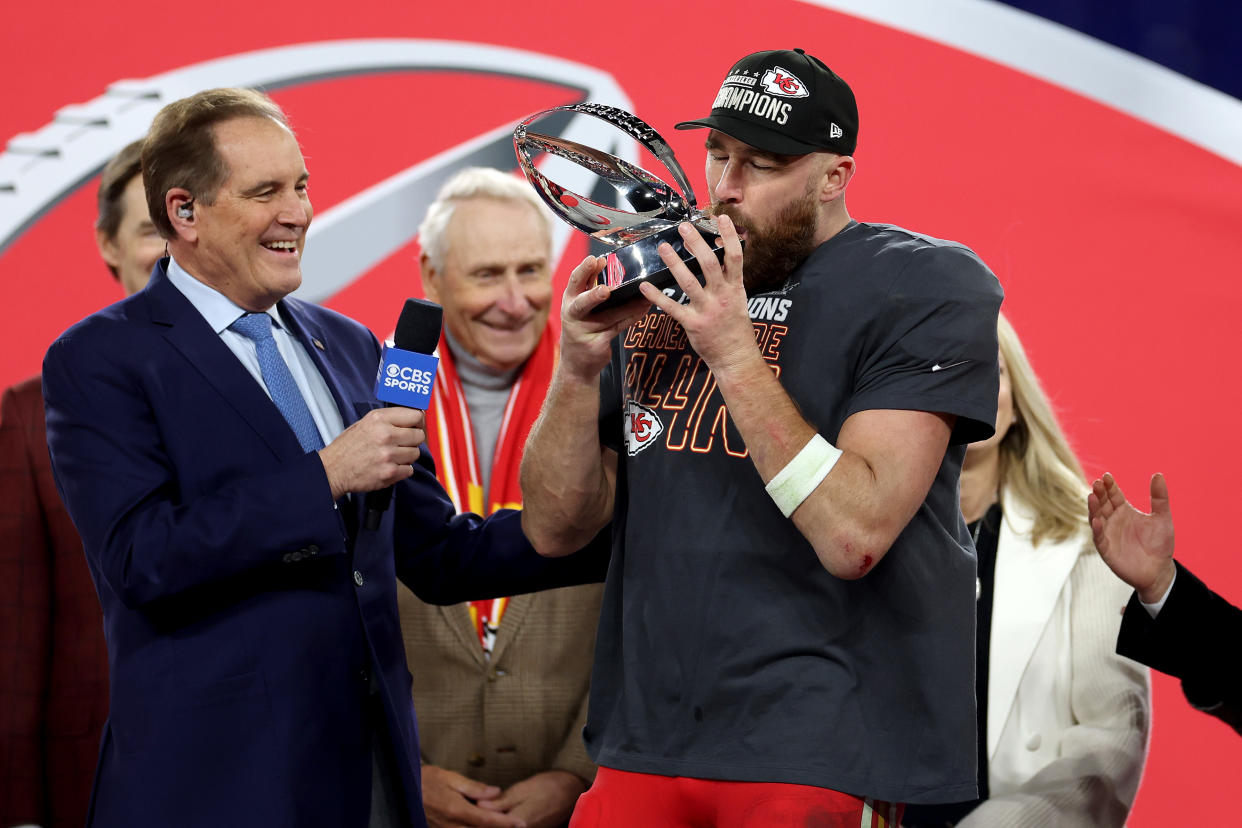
top-left (711, 350), bottom-right (948, 579)
top-left (709, 353), bottom-right (869, 576)
top-left (519, 370), bottom-right (615, 557)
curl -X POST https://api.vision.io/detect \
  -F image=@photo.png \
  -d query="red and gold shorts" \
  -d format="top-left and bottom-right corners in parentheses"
top-left (569, 766), bottom-right (903, 828)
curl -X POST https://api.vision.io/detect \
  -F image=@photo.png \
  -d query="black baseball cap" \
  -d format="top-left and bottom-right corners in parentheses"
top-left (675, 48), bottom-right (858, 156)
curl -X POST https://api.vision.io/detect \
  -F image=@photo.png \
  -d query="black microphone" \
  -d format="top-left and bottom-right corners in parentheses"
top-left (363, 298), bottom-right (443, 530)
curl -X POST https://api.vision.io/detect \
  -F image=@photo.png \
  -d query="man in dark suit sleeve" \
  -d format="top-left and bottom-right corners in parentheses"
top-left (0, 139), bottom-right (162, 828)
top-left (41, 88), bottom-right (604, 828)
top-left (1089, 472), bottom-right (1242, 735)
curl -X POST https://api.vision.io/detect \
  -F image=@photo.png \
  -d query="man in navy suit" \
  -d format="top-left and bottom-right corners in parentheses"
top-left (1089, 472), bottom-right (1242, 735)
top-left (42, 87), bottom-right (604, 828)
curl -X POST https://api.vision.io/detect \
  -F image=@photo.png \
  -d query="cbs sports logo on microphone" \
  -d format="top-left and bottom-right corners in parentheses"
top-left (374, 345), bottom-right (440, 409)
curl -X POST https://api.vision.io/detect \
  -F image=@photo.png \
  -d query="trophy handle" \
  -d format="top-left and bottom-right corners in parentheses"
top-left (514, 102), bottom-right (732, 315)
top-left (515, 104), bottom-right (701, 244)
top-left (559, 103), bottom-right (700, 208)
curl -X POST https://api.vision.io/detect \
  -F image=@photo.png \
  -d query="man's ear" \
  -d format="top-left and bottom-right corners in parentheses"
top-left (166, 189), bottom-right (197, 242)
top-left (819, 155), bottom-right (856, 203)
top-left (95, 227), bottom-right (121, 269)
top-left (419, 251), bottom-right (441, 303)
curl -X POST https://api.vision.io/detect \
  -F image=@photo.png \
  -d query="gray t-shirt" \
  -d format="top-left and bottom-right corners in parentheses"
top-left (589, 221), bottom-right (1003, 804)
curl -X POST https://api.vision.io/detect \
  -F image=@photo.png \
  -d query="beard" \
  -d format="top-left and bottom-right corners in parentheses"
top-left (710, 185), bottom-right (819, 295)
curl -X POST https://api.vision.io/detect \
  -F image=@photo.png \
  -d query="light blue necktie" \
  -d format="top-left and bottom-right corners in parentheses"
top-left (229, 312), bottom-right (325, 452)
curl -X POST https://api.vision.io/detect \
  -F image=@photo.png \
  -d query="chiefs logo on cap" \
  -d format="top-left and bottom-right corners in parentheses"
top-left (623, 400), bottom-right (664, 456)
top-left (761, 67), bottom-right (810, 98)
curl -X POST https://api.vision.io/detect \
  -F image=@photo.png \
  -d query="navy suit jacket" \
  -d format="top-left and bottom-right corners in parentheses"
top-left (1116, 560), bottom-right (1242, 736)
top-left (42, 261), bottom-right (606, 828)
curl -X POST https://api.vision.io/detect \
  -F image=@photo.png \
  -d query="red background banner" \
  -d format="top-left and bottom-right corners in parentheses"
top-left (3, 2), bottom-right (1239, 822)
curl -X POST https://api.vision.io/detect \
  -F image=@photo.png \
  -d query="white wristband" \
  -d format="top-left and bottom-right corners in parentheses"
top-left (765, 434), bottom-right (843, 518)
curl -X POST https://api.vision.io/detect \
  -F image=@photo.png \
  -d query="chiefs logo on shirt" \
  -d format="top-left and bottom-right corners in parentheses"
top-left (623, 400), bottom-right (664, 456)
top-left (761, 67), bottom-right (810, 98)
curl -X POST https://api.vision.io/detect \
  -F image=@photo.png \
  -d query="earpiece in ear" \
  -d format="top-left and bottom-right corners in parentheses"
top-left (177, 201), bottom-right (194, 219)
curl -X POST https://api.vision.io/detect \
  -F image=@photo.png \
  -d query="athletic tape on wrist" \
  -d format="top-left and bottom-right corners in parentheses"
top-left (765, 434), bottom-right (843, 518)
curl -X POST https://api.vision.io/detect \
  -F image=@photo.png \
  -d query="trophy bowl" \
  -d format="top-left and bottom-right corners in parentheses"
top-left (514, 103), bottom-right (733, 313)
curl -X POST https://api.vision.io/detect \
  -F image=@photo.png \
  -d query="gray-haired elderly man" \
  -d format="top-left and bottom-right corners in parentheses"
top-left (397, 167), bottom-right (604, 828)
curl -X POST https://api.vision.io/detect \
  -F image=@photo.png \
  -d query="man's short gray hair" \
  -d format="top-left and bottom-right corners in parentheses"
top-left (418, 167), bottom-right (555, 272)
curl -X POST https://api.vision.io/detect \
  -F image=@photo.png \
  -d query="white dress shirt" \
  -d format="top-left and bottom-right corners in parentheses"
top-left (166, 257), bottom-right (345, 446)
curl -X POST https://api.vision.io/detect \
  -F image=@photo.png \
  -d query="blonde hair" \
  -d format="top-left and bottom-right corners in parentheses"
top-left (997, 313), bottom-right (1088, 546)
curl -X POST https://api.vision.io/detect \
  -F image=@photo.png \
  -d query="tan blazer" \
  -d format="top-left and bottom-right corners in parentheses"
top-left (398, 583), bottom-right (605, 788)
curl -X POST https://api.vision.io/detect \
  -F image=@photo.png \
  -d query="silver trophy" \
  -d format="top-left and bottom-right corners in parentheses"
top-left (514, 103), bottom-right (728, 312)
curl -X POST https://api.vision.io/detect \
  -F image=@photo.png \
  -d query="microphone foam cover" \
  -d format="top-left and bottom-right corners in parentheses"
top-left (394, 298), bottom-right (443, 355)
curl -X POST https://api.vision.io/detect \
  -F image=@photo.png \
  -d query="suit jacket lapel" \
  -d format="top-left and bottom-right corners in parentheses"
top-left (278, 299), bottom-right (358, 428)
top-left (441, 604), bottom-right (487, 667)
top-left (143, 263), bottom-right (302, 459)
top-left (275, 297), bottom-right (375, 536)
top-left (490, 593), bottom-right (531, 665)
top-left (436, 594), bottom-right (531, 667)
top-left (987, 490), bottom-right (1082, 759)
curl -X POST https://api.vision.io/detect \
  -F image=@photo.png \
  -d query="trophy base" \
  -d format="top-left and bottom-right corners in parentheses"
top-left (591, 222), bottom-right (730, 314)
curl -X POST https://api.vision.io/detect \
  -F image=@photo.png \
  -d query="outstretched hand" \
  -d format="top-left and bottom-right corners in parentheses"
top-left (1087, 472), bottom-right (1177, 603)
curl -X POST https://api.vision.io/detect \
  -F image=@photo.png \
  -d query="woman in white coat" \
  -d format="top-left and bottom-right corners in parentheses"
top-left (905, 315), bottom-right (1150, 827)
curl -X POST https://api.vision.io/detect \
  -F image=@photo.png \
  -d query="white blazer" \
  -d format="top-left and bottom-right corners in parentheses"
top-left (959, 490), bottom-right (1151, 828)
